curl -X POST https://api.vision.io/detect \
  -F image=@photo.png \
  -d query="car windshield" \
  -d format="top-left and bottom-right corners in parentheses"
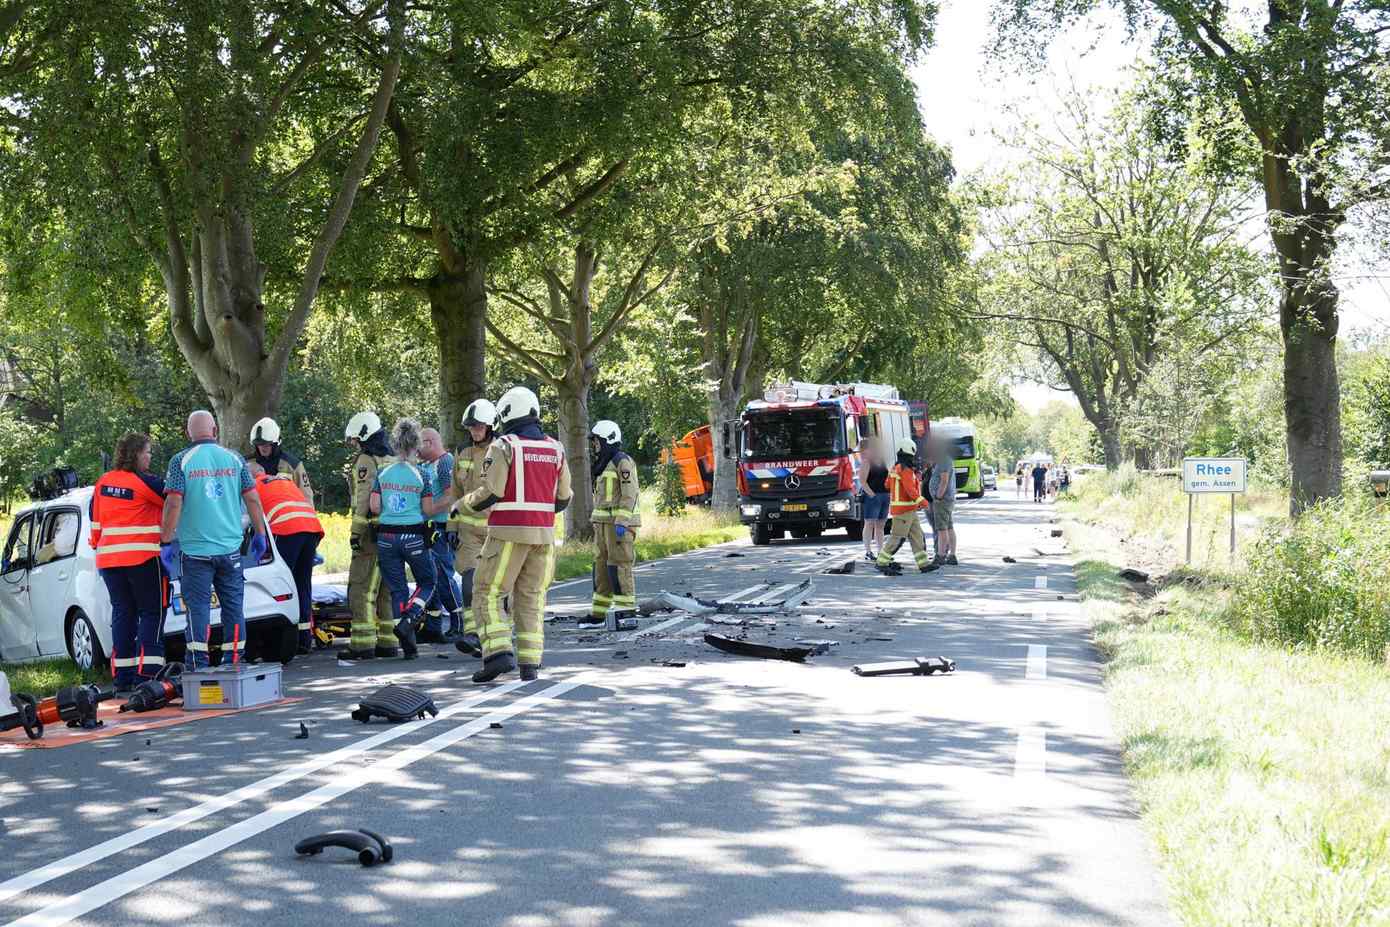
top-left (944, 435), bottom-right (975, 460)
top-left (743, 410), bottom-right (843, 461)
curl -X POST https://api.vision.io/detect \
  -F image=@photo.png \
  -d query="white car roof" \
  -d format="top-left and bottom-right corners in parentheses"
top-left (14, 486), bottom-right (93, 517)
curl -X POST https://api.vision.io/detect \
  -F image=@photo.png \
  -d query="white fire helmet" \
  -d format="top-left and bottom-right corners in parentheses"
top-left (590, 420), bottom-right (622, 445)
top-left (495, 387), bottom-right (540, 426)
top-left (345, 411), bottom-right (382, 442)
top-left (462, 398), bottom-right (498, 428)
top-left (249, 417), bottom-right (280, 446)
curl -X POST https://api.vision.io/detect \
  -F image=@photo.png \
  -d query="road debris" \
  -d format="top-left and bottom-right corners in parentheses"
top-left (852, 656), bottom-right (955, 677)
top-left (648, 579), bottom-right (815, 616)
top-left (793, 639), bottom-right (839, 655)
top-left (652, 659), bottom-right (687, 667)
top-left (1003, 556), bottom-right (1017, 563)
top-left (294, 722), bottom-right (309, 740)
top-left (823, 560), bottom-right (856, 575)
top-left (295, 829), bottom-right (393, 867)
top-left (724, 552), bottom-right (745, 558)
top-left (1051, 528), bottom-right (1064, 537)
top-left (704, 633), bottom-right (815, 662)
top-left (350, 685), bottom-right (439, 724)
top-left (490, 722), bottom-right (503, 729)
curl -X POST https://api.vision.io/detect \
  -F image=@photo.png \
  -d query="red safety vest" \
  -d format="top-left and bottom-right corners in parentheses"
top-left (488, 435), bottom-right (565, 530)
top-left (90, 471), bottom-right (165, 568)
top-left (255, 475), bottom-right (324, 537)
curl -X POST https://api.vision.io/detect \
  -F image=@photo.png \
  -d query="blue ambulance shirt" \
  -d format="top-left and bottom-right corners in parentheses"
top-left (165, 440), bottom-right (254, 556)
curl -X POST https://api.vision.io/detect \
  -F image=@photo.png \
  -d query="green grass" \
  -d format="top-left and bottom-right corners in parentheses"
top-left (1, 659), bottom-right (109, 700)
top-left (1064, 487), bottom-right (1390, 926)
top-left (315, 490), bottom-right (745, 579)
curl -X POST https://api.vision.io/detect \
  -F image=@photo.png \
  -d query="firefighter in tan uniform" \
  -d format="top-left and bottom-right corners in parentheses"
top-left (342, 412), bottom-right (399, 661)
top-left (435, 387), bottom-right (572, 684)
top-left (449, 398), bottom-right (495, 658)
top-left (589, 420), bottom-right (641, 624)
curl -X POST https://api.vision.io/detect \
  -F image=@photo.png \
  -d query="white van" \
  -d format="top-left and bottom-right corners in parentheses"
top-left (0, 487), bottom-right (301, 669)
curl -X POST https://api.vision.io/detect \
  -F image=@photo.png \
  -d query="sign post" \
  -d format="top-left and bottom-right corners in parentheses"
top-left (1181, 457), bottom-right (1248, 565)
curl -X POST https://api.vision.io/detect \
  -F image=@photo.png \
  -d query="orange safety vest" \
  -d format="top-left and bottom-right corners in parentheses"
top-left (255, 474), bottom-right (324, 537)
top-left (90, 470), bottom-right (166, 568)
top-left (489, 435), bottom-right (565, 530)
top-left (887, 464), bottom-right (927, 517)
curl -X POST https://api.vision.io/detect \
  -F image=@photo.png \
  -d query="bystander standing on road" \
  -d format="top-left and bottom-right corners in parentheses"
top-left (160, 411), bottom-right (266, 669)
top-left (859, 438), bottom-right (889, 561)
top-left (1031, 460), bottom-right (1047, 502)
top-left (1015, 463), bottom-right (1026, 499)
top-left (929, 439), bottom-right (958, 566)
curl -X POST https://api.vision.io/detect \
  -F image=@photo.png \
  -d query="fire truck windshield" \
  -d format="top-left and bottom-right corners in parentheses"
top-left (742, 410), bottom-right (844, 461)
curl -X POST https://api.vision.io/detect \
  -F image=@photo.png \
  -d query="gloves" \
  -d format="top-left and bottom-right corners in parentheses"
top-left (349, 532), bottom-right (362, 553)
top-left (614, 524), bottom-right (627, 539)
top-left (248, 533), bottom-right (269, 562)
top-left (426, 524), bottom-right (440, 548)
top-left (447, 530), bottom-right (460, 551)
top-left (159, 541), bottom-right (181, 576)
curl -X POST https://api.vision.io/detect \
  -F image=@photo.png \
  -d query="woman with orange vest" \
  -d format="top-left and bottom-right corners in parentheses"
top-left (90, 433), bottom-right (168, 693)
top-left (876, 437), bottom-right (935, 575)
top-left (248, 462), bottom-right (324, 653)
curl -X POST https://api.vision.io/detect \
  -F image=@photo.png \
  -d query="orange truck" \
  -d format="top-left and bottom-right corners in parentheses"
top-left (665, 425), bottom-right (715, 505)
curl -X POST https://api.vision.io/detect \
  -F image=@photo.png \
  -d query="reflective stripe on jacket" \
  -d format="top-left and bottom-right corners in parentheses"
top-left (489, 436), bottom-right (565, 530)
top-left (592, 453), bottom-right (642, 527)
top-left (91, 470), bottom-right (165, 568)
top-left (888, 464), bottom-right (927, 517)
top-left (254, 475), bottom-right (323, 537)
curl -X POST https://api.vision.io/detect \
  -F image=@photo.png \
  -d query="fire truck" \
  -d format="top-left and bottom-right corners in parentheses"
top-left (729, 382), bottom-right (924, 545)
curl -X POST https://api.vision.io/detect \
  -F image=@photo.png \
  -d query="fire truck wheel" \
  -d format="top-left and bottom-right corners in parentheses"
top-left (751, 524), bottom-right (772, 546)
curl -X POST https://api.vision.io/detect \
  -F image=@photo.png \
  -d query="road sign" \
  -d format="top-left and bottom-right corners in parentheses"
top-left (1182, 457), bottom-right (1247, 493)
top-left (1181, 457), bottom-right (1248, 564)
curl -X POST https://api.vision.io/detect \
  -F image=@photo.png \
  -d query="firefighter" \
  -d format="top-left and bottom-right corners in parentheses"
top-left (416, 427), bottom-right (463, 644)
top-left (449, 399), bottom-right (496, 658)
top-left (367, 418), bottom-right (439, 661)
top-left (90, 432), bottom-right (167, 693)
top-left (247, 417), bottom-right (312, 501)
top-left (433, 387), bottom-right (572, 683)
top-left (588, 420), bottom-right (641, 624)
top-left (342, 412), bottom-right (397, 661)
top-left (876, 437), bottom-right (936, 575)
top-left (247, 461), bottom-right (323, 653)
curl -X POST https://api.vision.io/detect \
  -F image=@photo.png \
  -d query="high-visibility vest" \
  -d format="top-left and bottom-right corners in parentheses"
top-left (489, 435), bottom-right (565, 530)
top-left (90, 470), bottom-right (165, 568)
top-left (254, 475), bottom-right (324, 537)
top-left (888, 464), bottom-right (926, 517)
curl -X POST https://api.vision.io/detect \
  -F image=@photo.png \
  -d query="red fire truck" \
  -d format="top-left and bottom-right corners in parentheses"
top-left (729, 382), bottom-right (925, 545)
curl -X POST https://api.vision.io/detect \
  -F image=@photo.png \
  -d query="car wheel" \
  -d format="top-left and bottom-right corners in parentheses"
top-left (844, 521), bottom-right (864, 542)
top-left (274, 619), bottom-right (297, 665)
top-left (751, 524), bottom-right (771, 546)
top-left (67, 609), bottom-right (106, 672)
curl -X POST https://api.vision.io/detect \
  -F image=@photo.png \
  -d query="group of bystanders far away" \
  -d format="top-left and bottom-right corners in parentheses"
top-left (1015, 461), bottom-right (1070, 501)
top-left (858, 437), bottom-right (958, 569)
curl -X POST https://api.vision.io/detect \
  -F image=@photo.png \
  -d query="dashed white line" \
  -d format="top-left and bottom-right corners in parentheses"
top-left (1034, 575), bottom-right (1048, 590)
top-left (1026, 644), bottom-right (1048, 680)
top-left (6, 680), bottom-right (583, 927)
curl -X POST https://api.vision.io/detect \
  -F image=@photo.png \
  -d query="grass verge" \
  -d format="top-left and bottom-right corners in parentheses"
top-left (1063, 482), bottom-right (1390, 926)
top-left (1, 659), bottom-right (109, 700)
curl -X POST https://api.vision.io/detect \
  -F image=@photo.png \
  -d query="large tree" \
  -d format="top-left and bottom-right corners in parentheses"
top-left (977, 87), bottom-right (1268, 469)
top-left (0, 0), bottom-right (405, 447)
top-left (993, 0), bottom-right (1390, 510)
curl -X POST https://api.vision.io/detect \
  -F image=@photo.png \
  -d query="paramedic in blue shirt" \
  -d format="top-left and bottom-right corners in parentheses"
top-left (369, 418), bottom-right (439, 660)
top-left (159, 410), bottom-right (268, 669)
top-left (417, 427), bottom-right (464, 644)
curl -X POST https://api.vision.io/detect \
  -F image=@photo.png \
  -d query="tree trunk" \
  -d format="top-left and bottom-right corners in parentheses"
top-left (429, 263), bottom-right (488, 447)
top-left (556, 373), bottom-right (595, 542)
top-left (708, 392), bottom-right (742, 514)
top-left (1282, 279), bottom-right (1342, 514)
top-left (1099, 426), bottom-right (1123, 472)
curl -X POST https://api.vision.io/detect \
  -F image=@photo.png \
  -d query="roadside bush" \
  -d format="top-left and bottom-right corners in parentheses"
top-left (1228, 496), bottom-right (1390, 659)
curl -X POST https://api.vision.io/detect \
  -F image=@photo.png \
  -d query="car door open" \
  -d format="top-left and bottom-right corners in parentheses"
top-left (0, 512), bottom-right (38, 660)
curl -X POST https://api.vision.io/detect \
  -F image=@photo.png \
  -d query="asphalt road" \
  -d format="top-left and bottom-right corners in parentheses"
top-left (0, 489), bottom-right (1173, 927)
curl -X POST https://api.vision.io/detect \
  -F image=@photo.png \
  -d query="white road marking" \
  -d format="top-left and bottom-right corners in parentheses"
top-left (1014, 727), bottom-right (1047, 786)
top-left (1026, 644), bottom-right (1048, 680)
top-left (1034, 575), bottom-right (1047, 590)
top-left (1032, 606), bottom-right (1047, 622)
top-left (0, 679), bottom-right (532, 905)
top-left (616, 615), bottom-right (689, 642)
top-left (748, 583), bottom-right (798, 604)
top-left (720, 584), bottom-right (766, 604)
top-left (5, 680), bottom-right (582, 927)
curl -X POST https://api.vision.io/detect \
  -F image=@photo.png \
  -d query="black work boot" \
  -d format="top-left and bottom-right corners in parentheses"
top-left (472, 651), bottom-right (516, 684)
top-left (339, 648), bottom-right (376, 663)
top-left (394, 617), bottom-right (419, 660)
top-left (455, 633), bottom-right (482, 657)
top-left (946, 555), bottom-right (959, 566)
top-left (444, 611), bottom-right (465, 642)
top-left (374, 645), bottom-right (400, 659)
top-left (416, 627), bottom-right (450, 645)
top-left (876, 561), bottom-right (902, 576)
top-left (519, 664), bottom-right (540, 682)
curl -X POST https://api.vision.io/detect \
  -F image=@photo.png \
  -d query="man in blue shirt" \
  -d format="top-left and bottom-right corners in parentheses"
top-left (159, 410), bottom-right (268, 669)
top-left (417, 427), bottom-right (463, 644)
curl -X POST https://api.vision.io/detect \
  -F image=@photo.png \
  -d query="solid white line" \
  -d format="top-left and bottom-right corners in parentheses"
top-left (616, 615), bottom-right (689, 642)
top-left (0, 679), bottom-right (531, 906)
top-left (1014, 727), bottom-right (1047, 783)
top-left (1034, 575), bottom-right (1047, 590)
top-left (5, 680), bottom-right (581, 927)
top-left (1026, 644), bottom-right (1048, 680)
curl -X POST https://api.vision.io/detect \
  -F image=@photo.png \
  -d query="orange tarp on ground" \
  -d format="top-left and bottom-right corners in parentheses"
top-left (0, 698), bottom-right (301, 750)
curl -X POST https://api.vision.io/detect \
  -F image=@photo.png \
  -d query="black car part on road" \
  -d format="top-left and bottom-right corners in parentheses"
top-left (350, 684), bottom-right (439, 724)
top-left (851, 657), bottom-right (955, 677)
top-left (294, 829), bottom-right (393, 866)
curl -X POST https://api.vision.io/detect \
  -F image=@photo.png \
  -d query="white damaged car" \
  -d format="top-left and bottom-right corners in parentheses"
top-left (0, 487), bottom-right (301, 668)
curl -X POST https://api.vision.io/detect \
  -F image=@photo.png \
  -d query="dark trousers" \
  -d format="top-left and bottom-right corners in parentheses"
top-left (274, 531), bottom-right (320, 645)
top-left (1033, 479), bottom-right (1045, 502)
top-left (100, 559), bottom-right (167, 686)
top-left (377, 531), bottom-right (437, 624)
top-left (424, 530), bottom-right (462, 633)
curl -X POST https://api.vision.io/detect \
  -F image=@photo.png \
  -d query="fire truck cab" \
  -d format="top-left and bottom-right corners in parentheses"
top-left (731, 382), bottom-right (919, 546)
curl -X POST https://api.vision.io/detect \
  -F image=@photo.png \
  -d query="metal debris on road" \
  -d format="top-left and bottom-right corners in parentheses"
top-left (1003, 556), bottom-right (1017, 563)
top-left (851, 656), bottom-right (955, 677)
top-left (793, 639), bottom-right (839, 655)
top-left (647, 579), bottom-right (815, 617)
top-left (1051, 528), bottom-right (1064, 537)
top-left (652, 659), bottom-right (687, 667)
top-left (823, 560), bottom-right (856, 574)
top-left (704, 633), bottom-right (816, 662)
top-left (724, 552), bottom-right (745, 558)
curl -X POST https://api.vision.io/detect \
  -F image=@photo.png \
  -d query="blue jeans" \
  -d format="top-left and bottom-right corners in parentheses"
top-left (424, 529), bottom-right (462, 633)
top-left (376, 531), bottom-right (436, 625)
top-left (181, 553), bottom-right (245, 669)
